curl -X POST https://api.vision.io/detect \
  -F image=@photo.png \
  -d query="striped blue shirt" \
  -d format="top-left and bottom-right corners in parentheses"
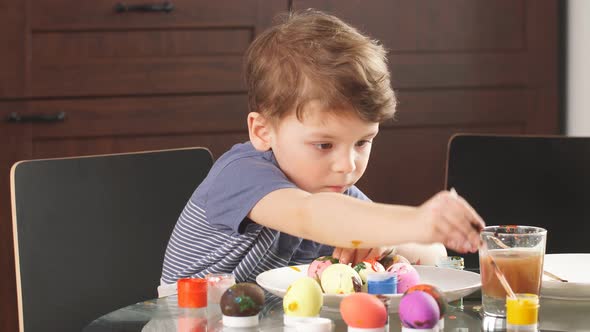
top-left (161, 142), bottom-right (369, 285)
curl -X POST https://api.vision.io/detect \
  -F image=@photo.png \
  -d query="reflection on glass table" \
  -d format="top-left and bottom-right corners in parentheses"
top-left (84, 293), bottom-right (590, 332)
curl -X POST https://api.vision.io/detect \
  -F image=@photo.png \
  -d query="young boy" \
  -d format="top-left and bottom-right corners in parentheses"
top-left (159, 10), bottom-right (483, 295)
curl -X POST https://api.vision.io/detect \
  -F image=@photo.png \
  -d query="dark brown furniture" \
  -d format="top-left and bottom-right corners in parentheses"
top-left (0, 1), bottom-right (561, 330)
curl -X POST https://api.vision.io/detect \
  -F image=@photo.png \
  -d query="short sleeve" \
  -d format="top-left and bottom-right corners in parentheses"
top-left (204, 156), bottom-right (296, 235)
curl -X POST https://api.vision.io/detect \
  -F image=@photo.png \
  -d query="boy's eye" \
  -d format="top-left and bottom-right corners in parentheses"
top-left (314, 143), bottom-right (333, 150)
top-left (356, 140), bottom-right (372, 147)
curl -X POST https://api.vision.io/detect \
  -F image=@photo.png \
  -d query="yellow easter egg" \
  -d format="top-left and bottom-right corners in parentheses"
top-left (283, 277), bottom-right (323, 317)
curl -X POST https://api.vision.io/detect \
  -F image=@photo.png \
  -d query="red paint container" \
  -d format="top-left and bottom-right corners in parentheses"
top-left (178, 278), bottom-right (207, 308)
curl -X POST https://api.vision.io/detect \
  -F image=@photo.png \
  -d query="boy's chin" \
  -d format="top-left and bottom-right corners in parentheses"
top-left (318, 186), bottom-right (347, 194)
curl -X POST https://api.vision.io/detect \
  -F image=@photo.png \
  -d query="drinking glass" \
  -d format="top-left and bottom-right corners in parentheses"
top-left (205, 273), bottom-right (235, 304)
top-left (479, 225), bottom-right (546, 317)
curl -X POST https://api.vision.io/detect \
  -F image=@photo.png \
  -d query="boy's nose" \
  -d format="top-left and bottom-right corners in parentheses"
top-left (332, 151), bottom-right (356, 174)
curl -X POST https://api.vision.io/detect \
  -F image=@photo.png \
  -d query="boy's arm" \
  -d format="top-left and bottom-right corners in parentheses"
top-left (248, 188), bottom-right (483, 253)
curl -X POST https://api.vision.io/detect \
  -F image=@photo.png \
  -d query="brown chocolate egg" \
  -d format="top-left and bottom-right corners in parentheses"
top-left (220, 282), bottom-right (265, 317)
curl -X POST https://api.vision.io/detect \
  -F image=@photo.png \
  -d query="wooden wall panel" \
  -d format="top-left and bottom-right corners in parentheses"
top-left (33, 30), bottom-right (251, 58)
top-left (31, 0), bottom-right (281, 31)
top-left (358, 124), bottom-right (526, 206)
top-left (392, 89), bottom-right (533, 127)
top-left (29, 95), bottom-right (248, 138)
top-left (0, 1), bottom-right (26, 97)
top-left (31, 35), bottom-right (249, 97)
top-left (29, 0), bottom-right (288, 97)
top-left (0, 104), bottom-right (32, 332)
top-left (296, 0), bottom-right (527, 52)
top-left (32, 133), bottom-right (250, 161)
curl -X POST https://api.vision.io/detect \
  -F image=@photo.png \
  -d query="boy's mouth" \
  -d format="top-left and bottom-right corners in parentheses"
top-left (326, 186), bottom-right (346, 193)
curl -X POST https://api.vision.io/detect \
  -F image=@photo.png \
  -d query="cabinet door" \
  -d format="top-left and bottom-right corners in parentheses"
top-left (293, 0), bottom-right (559, 205)
top-left (29, 0), bottom-right (288, 97)
top-left (0, 1), bottom-right (26, 97)
top-left (27, 96), bottom-right (251, 160)
top-left (0, 104), bottom-right (32, 332)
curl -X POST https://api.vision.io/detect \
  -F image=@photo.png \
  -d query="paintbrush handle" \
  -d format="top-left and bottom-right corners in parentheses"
top-left (544, 270), bottom-right (568, 283)
top-left (488, 256), bottom-right (517, 299)
top-left (489, 236), bottom-right (568, 283)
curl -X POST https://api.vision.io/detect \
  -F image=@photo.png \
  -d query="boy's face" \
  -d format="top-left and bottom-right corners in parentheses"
top-left (269, 102), bottom-right (379, 194)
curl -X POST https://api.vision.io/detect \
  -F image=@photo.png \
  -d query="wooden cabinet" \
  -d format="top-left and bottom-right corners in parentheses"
top-left (0, 1), bottom-right (26, 97)
top-left (0, 104), bottom-right (31, 332)
top-left (0, 2), bottom-right (286, 331)
top-left (1, 1), bottom-right (561, 331)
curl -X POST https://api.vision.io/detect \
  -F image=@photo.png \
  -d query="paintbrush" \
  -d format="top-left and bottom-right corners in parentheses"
top-left (449, 188), bottom-right (517, 299)
top-left (488, 236), bottom-right (568, 283)
top-left (449, 188), bottom-right (567, 283)
top-left (481, 240), bottom-right (517, 299)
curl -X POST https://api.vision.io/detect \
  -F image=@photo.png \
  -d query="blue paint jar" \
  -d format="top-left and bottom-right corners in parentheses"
top-left (367, 272), bottom-right (397, 295)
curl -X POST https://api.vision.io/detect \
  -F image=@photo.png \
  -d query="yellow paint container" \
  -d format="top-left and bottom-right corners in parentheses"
top-left (506, 293), bottom-right (539, 331)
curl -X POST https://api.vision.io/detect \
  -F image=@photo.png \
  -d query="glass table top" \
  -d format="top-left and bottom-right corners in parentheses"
top-left (84, 292), bottom-right (590, 332)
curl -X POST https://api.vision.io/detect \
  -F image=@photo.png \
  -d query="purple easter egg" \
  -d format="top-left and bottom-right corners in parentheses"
top-left (398, 291), bottom-right (440, 329)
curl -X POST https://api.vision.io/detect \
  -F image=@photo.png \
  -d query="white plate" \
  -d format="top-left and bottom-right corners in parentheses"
top-left (541, 253), bottom-right (590, 300)
top-left (256, 264), bottom-right (481, 312)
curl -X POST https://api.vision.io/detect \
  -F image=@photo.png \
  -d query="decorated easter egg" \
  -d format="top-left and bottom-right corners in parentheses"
top-left (308, 256), bottom-right (339, 281)
top-left (398, 291), bottom-right (440, 329)
top-left (387, 262), bottom-right (420, 293)
top-left (379, 253), bottom-right (411, 270)
top-left (220, 283), bottom-right (265, 317)
top-left (405, 284), bottom-right (447, 318)
top-left (283, 277), bottom-right (323, 317)
top-left (340, 293), bottom-right (387, 328)
top-left (353, 258), bottom-right (386, 285)
top-left (321, 264), bottom-right (362, 294)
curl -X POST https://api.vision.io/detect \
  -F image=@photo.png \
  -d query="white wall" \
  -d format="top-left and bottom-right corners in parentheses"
top-left (567, 0), bottom-right (590, 136)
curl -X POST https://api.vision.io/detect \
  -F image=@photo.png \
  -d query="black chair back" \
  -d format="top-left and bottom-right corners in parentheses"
top-left (10, 147), bottom-right (213, 332)
top-left (445, 134), bottom-right (590, 268)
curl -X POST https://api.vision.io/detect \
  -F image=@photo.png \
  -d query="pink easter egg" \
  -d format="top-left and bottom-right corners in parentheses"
top-left (307, 256), bottom-right (339, 281)
top-left (387, 262), bottom-right (420, 293)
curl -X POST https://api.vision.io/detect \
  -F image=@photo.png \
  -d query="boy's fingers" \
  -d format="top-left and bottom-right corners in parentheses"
top-left (442, 200), bottom-right (472, 242)
top-left (469, 232), bottom-right (481, 251)
top-left (354, 248), bottom-right (371, 265)
top-left (447, 190), bottom-right (485, 250)
top-left (332, 247), bottom-right (343, 260)
top-left (366, 247), bottom-right (383, 260)
top-left (433, 217), bottom-right (460, 246)
top-left (450, 190), bottom-right (486, 230)
top-left (339, 249), bottom-right (355, 265)
top-left (435, 212), bottom-right (472, 253)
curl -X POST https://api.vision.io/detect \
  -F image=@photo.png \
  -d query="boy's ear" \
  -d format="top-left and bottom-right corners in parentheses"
top-left (247, 112), bottom-right (273, 151)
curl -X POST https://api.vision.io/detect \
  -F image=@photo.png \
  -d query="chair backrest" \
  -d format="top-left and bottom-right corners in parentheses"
top-left (10, 147), bottom-right (213, 332)
top-left (445, 134), bottom-right (590, 268)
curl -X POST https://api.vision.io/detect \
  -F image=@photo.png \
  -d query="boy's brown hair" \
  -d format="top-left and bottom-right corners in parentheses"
top-left (244, 9), bottom-right (397, 123)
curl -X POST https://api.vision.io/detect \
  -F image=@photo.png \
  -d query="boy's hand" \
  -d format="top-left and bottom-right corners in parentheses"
top-left (416, 190), bottom-right (485, 254)
top-left (332, 246), bottom-right (393, 266)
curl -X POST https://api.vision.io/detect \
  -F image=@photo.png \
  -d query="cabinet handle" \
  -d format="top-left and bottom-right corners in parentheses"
top-left (6, 112), bottom-right (66, 123)
top-left (115, 2), bottom-right (174, 13)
